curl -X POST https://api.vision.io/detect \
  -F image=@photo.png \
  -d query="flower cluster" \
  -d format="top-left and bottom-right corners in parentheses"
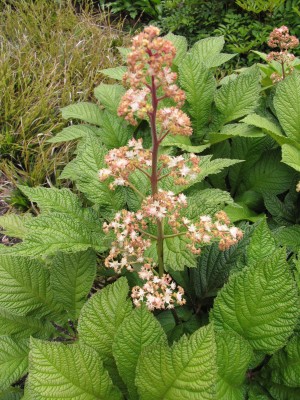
top-left (103, 190), bottom-right (243, 271)
top-left (117, 25), bottom-right (188, 132)
top-left (98, 138), bottom-right (201, 188)
top-left (266, 26), bottom-right (299, 83)
top-left (132, 267), bottom-right (186, 310)
top-left (268, 26), bottom-right (299, 50)
top-left (157, 107), bottom-right (192, 137)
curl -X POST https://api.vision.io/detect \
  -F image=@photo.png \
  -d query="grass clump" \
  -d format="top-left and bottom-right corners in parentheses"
top-left (0, 0), bottom-right (130, 194)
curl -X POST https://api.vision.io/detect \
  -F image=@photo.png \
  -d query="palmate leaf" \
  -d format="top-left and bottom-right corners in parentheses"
top-left (0, 255), bottom-right (57, 317)
top-left (50, 250), bottom-right (97, 320)
top-left (211, 249), bottom-right (299, 353)
top-left (214, 69), bottom-right (260, 123)
top-left (273, 225), bottom-right (300, 251)
top-left (136, 324), bottom-right (216, 400)
top-left (282, 143), bottom-right (300, 172)
top-left (78, 277), bottom-right (132, 361)
top-left (94, 83), bottom-right (125, 114)
top-left (274, 73), bottom-right (300, 141)
top-left (28, 340), bottom-right (122, 400)
top-left (0, 336), bottom-right (29, 391)
top-left (179, 54), bottom-right (216, 135)
top-left (216, 332), bottom-right (253, 399)
top-left (61, 102), bottom-right (103, 126)
top-left (0, 308), bottom-right (55, 339)
top-left (47, 124), bottom-right (101, 144)
top-left (190, 36), bottom-right (225, 65)
top-left (113, 305), bottom-right (167, 400)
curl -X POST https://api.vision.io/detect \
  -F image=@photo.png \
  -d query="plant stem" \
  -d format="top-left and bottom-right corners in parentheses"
top-left (149, 73), bottom-right (164, 277)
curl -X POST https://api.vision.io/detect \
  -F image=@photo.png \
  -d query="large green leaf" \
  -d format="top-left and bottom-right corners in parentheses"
top-left (61, 102), bottom-right (103, 126)
top-left (190, 36), bottom-right (225, 65)
top-left (192, 225), bottom-right (253, 299)
top-left (5, 210), bottom-right (107, 257)
top-left (60, 134), bottom-right (126, 213)
top-left (0, 308), bottom-right (55, 339)
top-left (50, 250), bottom-right (96, 320)
top-left (136, 324), bottom-right (216, 399)
top-left (100, 66), bottom-right (127, 81)
top-left (0, 255), bottom-right (56, 317)
top-left (274, 225), bottom-right (300, 251)
top-left (113, 305), bottom-right (167, 400)
top-left (47, 125), bottom-right (101, 144)
top-left (98, 111), bottom-right (132, 148)
top-left (268, 336), bottom-right (300, 388)
top-left (0, 336), bottom-right (29, 391)
top-left (282, 143), bottom-right (300, 172)
top-left (274, 73), bottom-right (300, 141)
top-left (164, 33), bottom-right (188, 66)
top-left (19, 186), bottom-right (82, 215)
top-left (94, 83), bottom-right (125, 114)
top-left (0, 213), bottom-right (31, 239)
top-left (211, 249), bottom-right (299, 353)
top-left (247, 219), bottom-right (276, 266)
top-left (214, 70), bottom-right (260, 123)
top-left (0, 388), bottom-right (23, 400)
top-left (179, 55), bottom-right (216, 135)
top-left (78, 277), bottom-right (132, 361)
top-left (216, 332), bottom-right (253, 399)
top-left (28, 340), bottom-right (122, 400)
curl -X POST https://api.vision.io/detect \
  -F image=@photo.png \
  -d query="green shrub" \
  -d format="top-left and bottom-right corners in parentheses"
top-left (0, 0), bottom-right (130, 192)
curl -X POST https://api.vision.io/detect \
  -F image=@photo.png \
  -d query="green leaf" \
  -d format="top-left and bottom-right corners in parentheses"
top-left (61, 102), bottom-right (103, 126)
top-left (186, 188), bottom-right (233, 219)
top-left (211, 249), bottom-right (299, 353)
top-left (179, 55), bottom-right (216, 135)
top-left (60, 134), bottom-right (126, 212)
top-left (207, 53), bottom-right (237, 68)
top-left (241, 113), bottom-right (293, 146)
top-left (237, 149), bottom-right (293, 196)
top-left (190, 36), bottom-right (225, 65)
top-left (0, 308), bottom-right (55, 339)
top-left (215, 70), bottom-right (260, 123)
top-left (0, 255), bottom-right (56, 317)
top-left (113, 305), bottom-right (167, 400)
top-left (164, 33), bottom-right (187, 66)
top-left (0, 387), bottom-right (23, 400)
top-left (98, 111), bottom-right (132, 148)
top-left (18, 186), bottom-right (82, 215)
top-left (247, 219), bottom-right (276, 266)
top-left (192, 225), bottom-right (253, 299)
top-left (274, 225), bottom-right (300, 251)
top-left (268, 336), bottom-right (300, 388)
top-left (0, 336), bottom-right (29, 391)
top-left (282, 143), bottom-right (300, 172)
top-left (94, 83), bottom-right (125, 114)
top-left (100, 66), bottom-right (127, 81)
top-left (210, 123), bottom-right (264, 144)
top-left (274, 73), bottom-right (300, 141)
top-left (28, 339), bottom-right (122, 400)
top-left (47, 124), bottom-right (101, 143)
top-left (78, 277), bottom-right (132, 360)
top-left (7, 210), bottom-right (107, 257)
top-left (50, 250), bottom-right (96, 320)
top-left (224, 203), bottom-right (264, 223)
top-left (0, 213), bottom-right (31, 239)
top-left (136, 324), bottom-right (217, 399)
top-left (216, 332), bottom-right (253, 399)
